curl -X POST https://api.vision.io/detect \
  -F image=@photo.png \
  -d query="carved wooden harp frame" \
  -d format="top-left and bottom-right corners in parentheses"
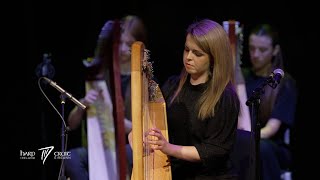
top-left (131, 41), bottom-right (172, 180)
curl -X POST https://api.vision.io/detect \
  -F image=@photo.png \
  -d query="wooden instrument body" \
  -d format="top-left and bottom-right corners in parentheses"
top-left (131, 41), bottom-right (172, 180)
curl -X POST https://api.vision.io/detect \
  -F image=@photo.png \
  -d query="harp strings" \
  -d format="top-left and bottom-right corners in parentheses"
top-left (142, 49), bottom-right (156, 180)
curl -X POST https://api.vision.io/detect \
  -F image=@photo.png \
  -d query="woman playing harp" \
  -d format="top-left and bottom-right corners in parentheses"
top-left (65, 15), bottom-right (148, 180)
top-left (131, 19), bottom-right (240, 180)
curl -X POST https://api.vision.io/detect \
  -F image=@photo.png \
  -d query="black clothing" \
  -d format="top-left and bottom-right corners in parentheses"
top-left (161, 75), bottom-right (240, 180)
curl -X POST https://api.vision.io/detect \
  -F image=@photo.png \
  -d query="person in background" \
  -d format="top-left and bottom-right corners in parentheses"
top-left (65, 15), bottom-right (147, 180)
top-left (243, 24), bottom-right (297, 180)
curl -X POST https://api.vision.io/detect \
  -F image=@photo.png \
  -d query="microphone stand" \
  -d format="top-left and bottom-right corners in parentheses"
top-left (39, 77), bottom-right (86, 180)
top-left (246, 78), bottom-right (274, 180)
top-left (59, 93), bottom-right (68, 180)
top-left (246, 91), bottom-right (261, 180)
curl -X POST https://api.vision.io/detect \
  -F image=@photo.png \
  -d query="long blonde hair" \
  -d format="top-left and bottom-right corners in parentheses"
top-left (171, 19), bottom-right (235, 120)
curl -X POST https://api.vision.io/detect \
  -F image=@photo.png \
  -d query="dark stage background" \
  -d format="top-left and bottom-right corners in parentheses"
top-left (6, 1), bottom-right (316, 179)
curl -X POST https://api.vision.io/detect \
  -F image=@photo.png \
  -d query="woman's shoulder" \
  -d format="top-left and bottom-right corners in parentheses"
top-left (222, 83), bottom-right (240, 105)
top-left (225, 83), bottom-right (238, 97)
top-left (280, 71), bottom-right (298, 95)
top-left (161, 75), bottom-right (180, 98)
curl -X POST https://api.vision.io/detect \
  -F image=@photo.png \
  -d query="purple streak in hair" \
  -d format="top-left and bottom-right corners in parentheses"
top-left (186, 19), bottom-right (216, 36)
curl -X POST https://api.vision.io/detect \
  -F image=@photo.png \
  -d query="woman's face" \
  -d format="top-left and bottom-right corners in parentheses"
top-left (249, 34), bottom-right (275, 72)
top-left (119, 31), bottom-right (135, 64)
top-left (183, 34), bottom-right (210, 83)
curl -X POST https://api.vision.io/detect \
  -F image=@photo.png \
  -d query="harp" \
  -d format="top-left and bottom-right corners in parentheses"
top-left (85, 20), bottom-right (127, 180)
top-left (222, 20), bottom-right (244, 72)
top-left (131, 41), bottom-right (172, 180)
top-left (86, 79), bottom-right (118, 180)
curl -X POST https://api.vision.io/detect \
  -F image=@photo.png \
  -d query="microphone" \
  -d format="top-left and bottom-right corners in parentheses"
top-left (246, 68), bottom-right (284, 105)
top-left (35, 53), bottom-right (55, 79)
top-left (267, 68), bottom-right (284, 89)
top-left (272, 68), bottom-right (284, 83)
top-left (43, 77), bottom-right (86, 110)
